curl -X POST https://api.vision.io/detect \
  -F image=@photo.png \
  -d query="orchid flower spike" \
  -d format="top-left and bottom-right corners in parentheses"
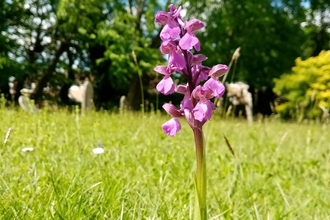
top-left (154, 4), bottom-right (228, 136)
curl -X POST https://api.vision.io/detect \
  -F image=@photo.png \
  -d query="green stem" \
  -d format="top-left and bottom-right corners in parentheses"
top-left (193, 124), bottom-right (206, 220)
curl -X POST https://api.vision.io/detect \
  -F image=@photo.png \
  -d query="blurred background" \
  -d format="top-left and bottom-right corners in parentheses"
top-left (0, 0), bottom-right (329, 121)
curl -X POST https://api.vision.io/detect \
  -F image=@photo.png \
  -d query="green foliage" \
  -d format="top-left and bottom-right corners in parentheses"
top-left (195, 0), bottom-right (306, 87)
top-left (143, 0), bottom-right (164, 37)
top-left (0, 0), bottom-right (27, 85)
top-left (274, 50), bottom-right (330, 120)
top-left (300, 0), bottom-right (330, 57)
top-left (57, 0), bottom-right (106, 36)
top-left (95, 11), bottom-right (162, 91)
top-left (94, 13), bottom-right (137, 89)
top-left (0, 57), bottom-right (25, 87)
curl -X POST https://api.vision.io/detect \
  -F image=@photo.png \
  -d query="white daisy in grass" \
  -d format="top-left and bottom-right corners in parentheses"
top-left (22, 147), bottom-right (34, 152)
top-left (92, 140), bottom-right (104, 154)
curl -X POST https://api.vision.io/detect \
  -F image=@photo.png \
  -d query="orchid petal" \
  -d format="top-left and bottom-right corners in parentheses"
top-left (160, 21), bottom-right (181, 41)
top-left (162, 118), bottom-right (181, 136)
top-left (192, 85), bottom-right (214, 100)
top-left (179, 32), bottom-right (199, 51)
top-left (184, 108), bottom-right (195, 128)
top-left (184, 18), bottom-right (205, 32)
top-left (192, 54), bottom-right (208, 65)
top-left (176, 84), bottom-right (188, 94)
top-left (209, 64), bottom-right (228, 78)
top-left (163, 103), bottom-right (183, 118)
top-left (156, 76), bottom-right (175, 95)
top-left (193, 100), bottom-right (214, 124)
top-left (154, 65), bottom-right (170, 75)
top-left (180, 93), bottom-right (194, 110)
top-left (168, 50), bottom-right (186, 70)
top-left (155, 11), bottom-right (170, 25)
top-left (204, 78), bottom-right (226, 98)
top-left (160, 40), bottom-right (177, 54)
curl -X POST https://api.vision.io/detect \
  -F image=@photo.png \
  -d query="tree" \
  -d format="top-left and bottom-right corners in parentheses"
top-left (301, 0), bottom-right (330, 57)
top-left (0, 0), bottom-right (28, 86)
top-left (191, 0), bottom-right (306, 87)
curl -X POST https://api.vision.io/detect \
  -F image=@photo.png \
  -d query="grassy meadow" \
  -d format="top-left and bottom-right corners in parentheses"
top-left (1, 107), bottom-right (330, 219)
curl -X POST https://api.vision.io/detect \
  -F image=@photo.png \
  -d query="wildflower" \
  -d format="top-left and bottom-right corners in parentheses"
top-left (154, 4), bottom-right (228, 220)
top-left (160, 40), bottom-right (186, 71)
top-left (22, 147), bottom-right (34, 152)
top-left (155, 5), bottom-right (228, 136)
top-left (156, 5), bottom-right (182, 41)
top-left (93, 140), bottom-right (104, 154)
top-left (154, 66), bottom-right (176, 95)
top-left (179, 18), bottom-right (205, 51)
top-left (92, 147), bottom-right (104, 154)
top-left (162, 118), bottom-right (181, 136)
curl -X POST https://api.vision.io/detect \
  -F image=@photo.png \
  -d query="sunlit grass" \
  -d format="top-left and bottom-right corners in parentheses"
top-left (1, 108), bottom-right (330, 219)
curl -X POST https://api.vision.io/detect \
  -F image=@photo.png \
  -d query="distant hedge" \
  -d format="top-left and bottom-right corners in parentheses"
top-left (274, 50), bottom-right (330, 121)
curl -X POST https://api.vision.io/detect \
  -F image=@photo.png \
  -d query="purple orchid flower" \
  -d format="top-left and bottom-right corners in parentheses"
top-left (160, 40), bottom-right (186, 71)
top-left (154, 6), bottom-right (228, 219)
top-left (154, 66), bottom-right (175, 95)
top-left (154, 4), bottom-right (228, 135)
top-left (179, 18), bottom-right (205, 51)
top-left (162, 118), bottom-right (181, 136)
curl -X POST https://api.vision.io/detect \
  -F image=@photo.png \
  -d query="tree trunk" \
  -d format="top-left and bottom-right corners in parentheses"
top-left (126, 73), bottom-right (142, 110)
top-left (33, 41), bottom-right (67, 106)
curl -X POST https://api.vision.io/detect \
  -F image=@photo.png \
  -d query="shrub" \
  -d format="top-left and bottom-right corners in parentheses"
top-left (274, 50), bottom-right (330, 121)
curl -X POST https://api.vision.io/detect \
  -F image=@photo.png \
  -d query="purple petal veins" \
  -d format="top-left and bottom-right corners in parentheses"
top-left (192, 65), bottom-right (210, 84)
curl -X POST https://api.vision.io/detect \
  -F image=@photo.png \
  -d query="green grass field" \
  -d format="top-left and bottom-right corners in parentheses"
top-left (1, 108), bottom-right (330, 219)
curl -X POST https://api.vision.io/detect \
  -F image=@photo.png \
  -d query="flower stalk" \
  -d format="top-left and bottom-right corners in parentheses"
top-left (193, 125), bottom-right (206, 220)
